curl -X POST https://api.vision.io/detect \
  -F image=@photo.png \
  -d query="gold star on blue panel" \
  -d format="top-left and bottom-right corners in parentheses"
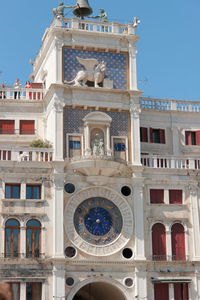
top-left (63, 48), bottom-right (128, 90)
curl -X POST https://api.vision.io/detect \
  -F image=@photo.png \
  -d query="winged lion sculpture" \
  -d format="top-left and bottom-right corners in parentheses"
top-left (64, 57), bottom-right (106, 88)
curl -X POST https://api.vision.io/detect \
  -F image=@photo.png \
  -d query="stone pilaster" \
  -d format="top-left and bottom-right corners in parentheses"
top-left (129, 43), bottom-right (138, 90)
top-left (130, 100), bottom-right (141, 166)
top-left (189, 184), bottom-right (200, 259)
top-left (53, 175), bottom-right (64, 258)
top-left (53, 264), bottom-right (65, 300)
top-left (53, 96), bottom-right (64, 161)
top-left (55, 37), bottom-right (63, 84)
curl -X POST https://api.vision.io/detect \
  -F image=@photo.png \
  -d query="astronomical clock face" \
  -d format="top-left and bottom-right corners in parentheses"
top-left (74, 197), bottom-right (123, 246)
top-left (64, 187), bottom-right (133, 256)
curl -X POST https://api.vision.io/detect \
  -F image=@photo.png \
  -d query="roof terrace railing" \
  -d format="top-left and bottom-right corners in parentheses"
top-left (140, 97), bottom-right (200, 112)
top-left (141, 154), bottom-right (200, 170)
top-left (0, 88), bottom-right (44, 101)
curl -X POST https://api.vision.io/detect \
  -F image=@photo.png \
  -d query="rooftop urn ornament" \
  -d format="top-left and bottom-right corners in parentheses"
top-left (64, 57), bottom-right (107, 88)
top-left (53, 1), bottom-right (77, 18)
top-left (73, 0), bottom-right (93, 18)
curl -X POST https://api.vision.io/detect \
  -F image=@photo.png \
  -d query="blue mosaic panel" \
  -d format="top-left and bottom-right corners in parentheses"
top-left (63, 48), bottom-right (128, 90)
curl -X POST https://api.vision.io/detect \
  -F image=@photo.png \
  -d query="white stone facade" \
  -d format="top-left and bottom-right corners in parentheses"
top-left (0, 15), bottom-right (200, 300)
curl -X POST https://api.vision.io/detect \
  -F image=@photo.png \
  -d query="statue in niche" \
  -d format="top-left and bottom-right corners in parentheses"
top-left (64, 57), bottom-right (106, 88)
top-left (92, 133), bottom-right (105, 156)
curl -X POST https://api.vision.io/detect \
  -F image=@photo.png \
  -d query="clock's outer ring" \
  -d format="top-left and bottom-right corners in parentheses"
top-left (64, 187), bottom-right (134, 256)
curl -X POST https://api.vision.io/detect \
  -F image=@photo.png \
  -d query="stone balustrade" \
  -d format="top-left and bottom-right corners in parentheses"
top-left (0, 147), bottom-right (53, 162)
top-left (0, 88), bottom-right (44, 101)
top-left (141, 154), bottom-right (200, 170)
top-left (140, 97), bottom-right (200, 112)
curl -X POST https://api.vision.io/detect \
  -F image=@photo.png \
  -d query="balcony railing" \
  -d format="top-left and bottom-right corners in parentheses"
top-left (56, 17), bottom-right (135, 35)
top-left (0, 147), bottom-right (53, 162)
top-left (141, 154), bottom-right (200, 170)
top-left (0, 87), bottom-right (44, 101)
top-left (140, 97), bottom-right (200, 112)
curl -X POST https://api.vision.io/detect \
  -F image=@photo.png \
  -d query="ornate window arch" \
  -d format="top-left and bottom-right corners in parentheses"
top-left (83, 112), bottom-right (112, 156)
top-left (26, 219), bottom-right (41, 258)
top-left (5, 219), bottom-right (20, 258)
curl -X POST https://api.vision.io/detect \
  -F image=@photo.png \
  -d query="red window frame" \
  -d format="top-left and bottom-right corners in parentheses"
top-left (150, 128), bottom-right (166, 144)
top-left (185, 130), bottom-right (200, 145)
top-left (154, 283), bottom-right (169, 300)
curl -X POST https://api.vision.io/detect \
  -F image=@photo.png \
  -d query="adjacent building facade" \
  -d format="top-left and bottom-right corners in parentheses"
top-left (1, 11), bottom-right (200, 300)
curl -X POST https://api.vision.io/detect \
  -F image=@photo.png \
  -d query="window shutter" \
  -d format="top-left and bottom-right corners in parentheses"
top-left (140, 127), bottom-right (148, 142)
top-left (169, 190), bottom-right (182, 204)
top-left (196, 130), bottom-right (200, 145)
top-left (20, 120), bottom-right (35, 134)
top-left (0, 120), bottom-right (15, 134)
top-left (150, 189), bottom-right (164, 204)
top-left (150, 128), bottom-right (153, 143)
top-left (159, 129), bottom-right (166, 144)
top-left (174, 283), bottom-right (189, 300)
top-left (154, 283), bottom-right (169, 300)
top-left (152, 223), bottom-right (166, 260)
top-left (171, 223), bottom-right (186, 261)
top-left (185, 131), bottom-right (192, 145)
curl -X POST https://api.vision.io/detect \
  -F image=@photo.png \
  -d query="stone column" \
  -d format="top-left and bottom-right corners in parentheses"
top-left (20, 226), bottom-right (26, 258)
top-left (129, 43), bottom-right (138, 90)
top-left (166, 224), bottom-right (172, 261)
top-left (190, 184), bottom-right (200, 259)
top-left (135, 267), bottom-right (147, 300)
top-left (106, 125), bottom-right (111, 155)
top-left (133, 182), bottom-right (146, 260)
top-left (84, 125), bottom-right (91, 155)
top-left (53, 96), bottom-right (64, 161)
top-left (21, 182), bottom-right (26, 200)
top-left (55, 38), bottom-right (63, 84)
top-left (169, 283), bottom-right (174, 300)
top-left (53, 175), bottom-right (64, 258)
top-left (20, 282), bottom-right (26, 300)
top-left (53, 264), bottom-right (65, 300)
top-left (130, 101), bottom-right (141, 166)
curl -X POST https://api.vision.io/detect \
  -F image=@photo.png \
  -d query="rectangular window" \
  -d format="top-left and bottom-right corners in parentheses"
top-left (113, 138), bottom-right (126, 161)
top-left (26, 282), bottom-right (42, 300)
top-left (150, 128), bottom-right (165, 144)
top-left (20, 120), bottom-right (35, 134)
top-left (140, 127), bottom-right (148, 142)
top-left (26, 185), bottom-right (41, 199)
top-left (68, 135), bottom-right (81, 158)
top-left (150, 189), bottom-right (164, 204)
top-left (0, 120), bottom-right (15, 134)
top-left (169, 190), bottom-right (182, 204)
top-left (174, 283), bottom-right (189, 300)
top-left (185, 130), bottom-right (200, 145)
top-left (5, 184), bottom-right (20, 199)
top-left (154, 283), bottom-right (169, 300)
top-left (8, 283), bottom-right (20, 300)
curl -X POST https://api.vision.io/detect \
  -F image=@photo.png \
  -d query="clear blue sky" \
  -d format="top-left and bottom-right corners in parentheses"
top-left (0, 0), bottom-right (200, 100)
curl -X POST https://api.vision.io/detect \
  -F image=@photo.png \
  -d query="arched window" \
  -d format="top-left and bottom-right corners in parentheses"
top-left (171, 223), bottom-right (186, 261)
top-left (152, 223), bottom-right (166, 261)
top-left (26, 219), bottom-right (41, 258)
top-left (5, 219), bottom-right (20, 258)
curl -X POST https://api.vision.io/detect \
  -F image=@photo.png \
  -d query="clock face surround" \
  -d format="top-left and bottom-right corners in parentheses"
top-left (74, 197), bottom-right (123, 246)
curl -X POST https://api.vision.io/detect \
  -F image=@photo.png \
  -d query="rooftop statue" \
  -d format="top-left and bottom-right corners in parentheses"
top-left (53, 2), bottom-right (78, 17)
top-left (89, 8), bottom-right (108, 22)
top-left (64, 57), bottom-right (106, 88)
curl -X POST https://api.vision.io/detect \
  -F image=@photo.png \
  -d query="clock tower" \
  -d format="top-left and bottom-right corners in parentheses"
top-left (32, 4), bottom-right (144, 299)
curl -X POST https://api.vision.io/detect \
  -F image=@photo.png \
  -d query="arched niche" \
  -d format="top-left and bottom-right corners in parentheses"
top-left (83, 112), bottom-right (112, 156)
